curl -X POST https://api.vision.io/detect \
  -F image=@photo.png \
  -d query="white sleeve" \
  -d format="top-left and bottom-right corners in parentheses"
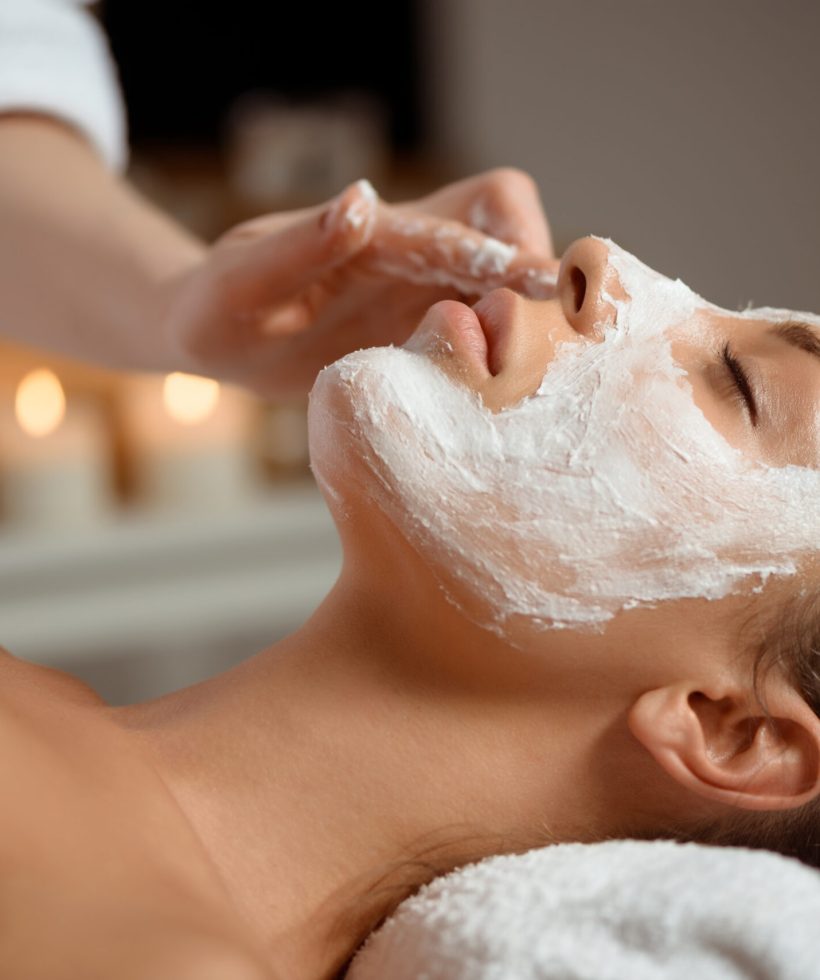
top-left (0, 0), bottom-right (126, 170)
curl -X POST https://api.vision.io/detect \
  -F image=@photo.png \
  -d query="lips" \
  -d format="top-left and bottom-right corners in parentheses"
top-left (403, 300), bottom-right (488, 374)
top-left (405, 288), bottom-right (520, 379)
top-left (472, 288), bottom-right (519, 376)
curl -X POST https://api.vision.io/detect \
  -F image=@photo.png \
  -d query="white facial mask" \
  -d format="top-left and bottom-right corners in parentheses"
top-left (310, 239), bottom-right (820, 633)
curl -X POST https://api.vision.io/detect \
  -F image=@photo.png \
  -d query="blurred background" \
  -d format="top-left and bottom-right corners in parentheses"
top-left (1, 0), bottom-right (818, 704)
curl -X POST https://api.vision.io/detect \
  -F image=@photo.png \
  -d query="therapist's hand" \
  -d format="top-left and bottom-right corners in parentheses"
top-left (160, 169), bottom-right (560, 397)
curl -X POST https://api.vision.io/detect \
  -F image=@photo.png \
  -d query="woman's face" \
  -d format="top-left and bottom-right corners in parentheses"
top-left (309, 237), bottom-right (820, 640)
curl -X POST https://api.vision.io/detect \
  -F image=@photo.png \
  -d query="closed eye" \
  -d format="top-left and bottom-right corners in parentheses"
top-left (721, 342), bottom-right (759, 426)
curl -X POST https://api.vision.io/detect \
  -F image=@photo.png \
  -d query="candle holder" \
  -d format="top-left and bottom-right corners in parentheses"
top-left (0, 369), bottom-right (115, 529)
top-left (118, 372), bottom-right (261, 511)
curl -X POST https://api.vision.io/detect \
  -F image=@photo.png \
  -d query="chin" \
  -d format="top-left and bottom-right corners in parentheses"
top-left (307, 353), bottom-right (393, 531)
top-left (308, 350), bottom-right (521, 638)
top-left (309, 353), bottom-right (594, 652)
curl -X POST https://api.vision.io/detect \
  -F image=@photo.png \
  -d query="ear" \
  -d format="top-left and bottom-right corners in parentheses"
top-left (627, 680), bottom-right (820, 811)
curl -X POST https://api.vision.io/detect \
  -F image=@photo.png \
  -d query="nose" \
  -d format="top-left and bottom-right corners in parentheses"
top-left (557, 237), bottom-right (617, 339)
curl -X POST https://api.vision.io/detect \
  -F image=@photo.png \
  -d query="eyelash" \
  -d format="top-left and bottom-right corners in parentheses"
top-left (721, 342), bottom-right (758, 426)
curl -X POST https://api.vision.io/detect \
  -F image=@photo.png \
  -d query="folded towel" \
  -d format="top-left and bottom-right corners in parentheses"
top-left (348, 839), bottom-right (820, 979)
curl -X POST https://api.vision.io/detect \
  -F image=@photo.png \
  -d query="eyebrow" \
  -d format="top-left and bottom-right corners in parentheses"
top-left (768, 320), bottom-right (820, 362)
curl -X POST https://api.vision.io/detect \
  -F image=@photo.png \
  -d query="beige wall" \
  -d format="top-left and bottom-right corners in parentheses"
top-left (422, 0), bottom-right (819, 311)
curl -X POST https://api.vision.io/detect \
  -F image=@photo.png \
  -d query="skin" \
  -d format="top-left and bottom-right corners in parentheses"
top-left (427, 237), bottom-right (820, 470)
top-left (0, 110), bottom-right (557, 976)
top-left (3, 232), bottom-right (820, 976)
top-left (0, 116), bottom-right (555, 397)
top-left (405, 236), bottom-right (820, 468)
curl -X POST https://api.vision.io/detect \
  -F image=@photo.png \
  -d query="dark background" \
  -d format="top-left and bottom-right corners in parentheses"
top-left (99, 0), bottom-right (820, 311)
top-left (102, 1), bottom-right (423, 153)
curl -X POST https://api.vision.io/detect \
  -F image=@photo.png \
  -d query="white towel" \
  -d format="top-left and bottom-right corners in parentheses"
top-left (0, 0), bottom-right (126, 170)
top-left (348, 839), bottom-right (820, 979)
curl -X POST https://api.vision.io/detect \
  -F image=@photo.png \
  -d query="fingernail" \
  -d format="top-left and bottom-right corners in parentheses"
top-left (321, 179), bottom-right (378, 239)
top-left (341, 179), bottom-right (378, 234)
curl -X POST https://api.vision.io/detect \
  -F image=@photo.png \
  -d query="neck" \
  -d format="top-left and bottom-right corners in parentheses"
top-left (109, 574), bottom-right (635, 979)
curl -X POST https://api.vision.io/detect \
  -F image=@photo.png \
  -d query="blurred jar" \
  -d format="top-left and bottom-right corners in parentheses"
top-left (253, 401), bottom-right (310, 479)
top-left (226, 91), bottom-right (388, 208)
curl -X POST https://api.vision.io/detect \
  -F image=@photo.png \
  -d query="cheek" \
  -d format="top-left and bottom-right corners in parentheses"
top-left (686, 370), bottom-right (755, 458)
top-left (669, 329), bottom-right (758, 460)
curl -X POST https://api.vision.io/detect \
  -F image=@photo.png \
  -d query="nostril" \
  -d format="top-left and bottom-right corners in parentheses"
top-left (570, 266), bottom-right (587, 313)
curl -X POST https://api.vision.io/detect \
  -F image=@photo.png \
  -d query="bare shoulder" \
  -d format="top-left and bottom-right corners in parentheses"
top-left (155, 939), bottom-right (278, 980)
top-left (0, 899), bottom-right (278, 980)
top-left (0, 650), bottom-right (275, 978)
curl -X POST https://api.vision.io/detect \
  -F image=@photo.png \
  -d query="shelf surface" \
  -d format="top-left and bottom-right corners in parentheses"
top-left (0, 483), bottom-right (341, 664)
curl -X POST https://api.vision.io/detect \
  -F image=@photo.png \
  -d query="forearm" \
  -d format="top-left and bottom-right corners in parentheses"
top-left (0, 116), bottom-right (205, 371)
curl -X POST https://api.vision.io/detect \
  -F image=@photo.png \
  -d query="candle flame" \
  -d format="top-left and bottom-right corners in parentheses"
top-left (162, 372), bottom-right (220, 425)
top-left (15, 368), bottom-right (66, 438)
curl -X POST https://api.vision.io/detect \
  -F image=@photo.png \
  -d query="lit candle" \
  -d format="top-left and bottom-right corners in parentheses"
top-left (0, 369), bottom-right (113, 528)
top-left (120, 372), bottom-right (259, 509)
